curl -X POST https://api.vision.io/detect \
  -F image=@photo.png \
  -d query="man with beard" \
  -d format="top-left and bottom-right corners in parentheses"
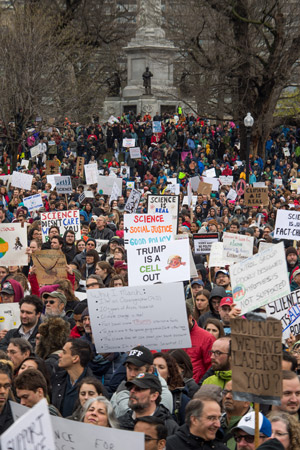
top-left (271, 371), bottom-right (300, 420)
top-left (118, 373), bottom-right (178, 436)
top-left (201, 337), bottom-right (231, 387)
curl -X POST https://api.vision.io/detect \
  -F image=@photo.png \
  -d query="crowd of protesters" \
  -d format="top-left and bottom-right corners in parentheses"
top-left (0, 111), bottom-right (299, 449)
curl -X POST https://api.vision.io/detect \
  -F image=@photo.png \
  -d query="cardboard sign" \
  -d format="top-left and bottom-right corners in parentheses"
top-left (54, 176), bottom-right (73, 195)
top-left (2, 399), bottom-right (55, 450)
top-left (11, 171), bottom-right (33, 191)
top-left (266, 288), bottom-right (300, 340)
top-left (274, 209), bottom-right (300, 240)
top-left (231, 317), bottom-right (282, 405)
top-left (45, 160), bottom-right (59, 175)
top-left (122, 138), bottom-right (135, 148)
top-left (147, 195), bottom-right (179, 235)
top-left (0, 223), bottom-right (28, 266)
top-left (32, 250), bottom-right (67, 285)
top-left (41, 210), bottom-right (81, 242)
top-left (124, 213), bottom-right (173, 247)
top-left (10, 402), bottom-right (144, 450)
top-left (75, 157), bottom-right (85, 177)
top-left (197, 181), bottom-right (212, 196)
top-left (84, 164), bottom-right (98, 185)
top-left (223, 232), bottom-right (254, 263)
top-left (127, 239), bottom-right (190, 286)
top-left (208, 242), bottom-right (228, 268)
top-left (244, 187), bottom-right (269, 206)
top-left (98, 176), bottom-right (122, 196)
top-left (219, 176), bottom-right (233, 186)
top-left (23, 194), bottom-right (43, 212)
top-left (129, 147), bottom-right (141, 159)
top-left (153, 121), bottom-right (162, 133)
top-left (230, 242), bottom-right (290, 314)
top-left (193, 233), bottom-right (219, 255)
top-left (0, 303), bottom-right (20, 331)
top-left (87, 282), bottom-right (191, 352)
top-left (202, 177), bottom-right (219, 191)
top-left (124, 189), bottom-right (142, 213)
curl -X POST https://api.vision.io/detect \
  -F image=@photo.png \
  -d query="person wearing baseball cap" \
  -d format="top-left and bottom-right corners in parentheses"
top-left (219, 297), bottom-right (233, 336)
top-left (232, 411), bottom-right (272, 450)
top-left (215, 269), bottom-right (231, 291)
top-left (118, 373), bottom-right (178, 436)
top-left (43, 291), bottom-right (68, 320)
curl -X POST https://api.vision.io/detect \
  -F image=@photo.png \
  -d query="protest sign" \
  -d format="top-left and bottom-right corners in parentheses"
top-left (226, 188), bottom-right (237, 201)
top-left (124, 189), bottom-right (142, 213)
top-left (219, 175), bottom-right (233, 186)
top-left (124, 213), bottom-right (173, 247)
top-left (41, 210), bottom-right (81, 242)
top-left (47, 174), bottom-right (60, 188)
top-left (164, 183), bottom-right (180, 195)
top-left (122, 138), bottom-right (135, 147)
top-left (204, 167), bottom-right (216, 178)
top-left (109, 181), bottom-right (122, 205)
top-left (290, 178), bottom-right (300, 190)
top-left (230, 242), bottom-right (290, 314)
top-left (84, 164), bottom-right (98, 185)
top-left (0, 175), bottom-right (10, 185)
top-left (253, 182), bottom-right (266, 188)
top-left (127, 239), bottom-right (190, 286)
top-left (193, 233), bottom-right (219, 255)
top-left (175, 234), bottom-right (197, 277)
top-left (30, 144), bottom-right (43, 158)
top-left (258, 241), bottom-right (275, 252)
top-left (11, 402), bottom-right (144, 450)
top-left (236, 179), bottom-right (246, 196)
top-left (202, 176), bottom-right (219, 191)
top-left (182, 195), bottom-right (197, 207)
top-left (23, 194), bottom-right (43, 212)
top-left (88, 282), bottom-right (191, 352)
top-left (129, 147), bottom-right (141, 158)
top-left (190, 176), bottom-right (200, 192)
top-left (2, 399), bottom-right (55, 450)
top-left (126, 181), bottom-right (135, 189)
top-left (244, 187), bottom-right (269, 206)
top-left (75, 156), bottom-right (85, 177)
top-left (147, 195), bottom-right (179, 234)
top-left (0, 303), bottom-right (20, 331)
top-left (20, 159), bottom-right (29, 169)
top-left (95, 239), bottom-right (109, 254)
top-left (79, 191), bottom-right (94, 204)
top-left (209, 242), bottom-right (228, 268)
top-left (274, 178), bottom-right (283, 186)
top-left (0, 223), bottom-right (27, 266)
top-left (266, 289), bottom-right (300, 340)
top-left (274, 209), bottom-right (300, 240)
top-left (54, 176), bottom-right (73, 195)
top-left (45, 160), bottom-right (59, 175)
top-left (231, 317), bottom-right (282, 405)
top-left (223, 232), bottom-right (254, 263)
top-left (197, 181), bottom-right (212, 196)
top-left (98, 175), bottom-right (122, 195)
top-left (120, 166), bottom-right (130, 178)
top-left (32, 250), bottom-right (67, 285)
top-left (11, 171), bottom-right (33, 191)
top-left (153, 121), bottom-right (162, 133)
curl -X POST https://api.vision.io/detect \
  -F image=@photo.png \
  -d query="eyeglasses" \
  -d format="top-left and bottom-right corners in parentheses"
top-left (209, 350), bottom-right (229, 357)
top-left (272, 432), bottom-right (289, 438)
top-left (44, 300), bottom-right (56, 305)
top-left (86, 282), bottom-right (100, 288)
top-left (86, 243), bottom-right (95, 246)
top-left (144, 436), bottom-right (159, 442)
top-left (292, 350), bottom-right (300, 355)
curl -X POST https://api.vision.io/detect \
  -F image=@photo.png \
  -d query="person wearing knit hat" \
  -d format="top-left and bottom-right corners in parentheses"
top-left (285, 247), bottom-right (299, 281)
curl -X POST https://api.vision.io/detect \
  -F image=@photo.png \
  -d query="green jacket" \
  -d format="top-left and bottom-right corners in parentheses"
top-left (202, 370), bottom-right (232, 388)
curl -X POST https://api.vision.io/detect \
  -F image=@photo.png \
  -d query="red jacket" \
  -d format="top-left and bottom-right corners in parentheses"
top-left (183, 320), bottom-right (215, 383)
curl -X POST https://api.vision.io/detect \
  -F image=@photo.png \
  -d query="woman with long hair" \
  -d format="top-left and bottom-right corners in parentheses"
top-left (168, 349), bottom-right (199, 398)
top-left (80, 250), bottom-right (99, 280)
top-left (193, 289), bottom-right (210, 323)
top-left (204, 318), bottom-right (225, 339)
top-left (269, 412), bottom-right (300, 450)
top-left (69, 377), bottom-right (107, 421)
top-left (95, 261), bottom-right (116, 287)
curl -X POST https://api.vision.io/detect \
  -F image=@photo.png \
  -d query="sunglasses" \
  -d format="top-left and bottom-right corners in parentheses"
top-left (44, 300), bottom-right (56, 305)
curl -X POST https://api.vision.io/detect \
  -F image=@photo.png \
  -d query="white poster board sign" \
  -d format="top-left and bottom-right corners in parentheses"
top-left (11, 171), bottom-right (33, 190)
top-left (219, 176), bottom-right (233, 186)
top-left (223, 232), bottom-right (254, 263)
top-left (54, 176), bottom-right (73, 194)
top-left (204, 168), bottom-right (216, 178)
top-left (129, 147), bottom-right (141, 159)
top-left (109, 181), bottom-right (122, 204)
top-left (95, 239), bottom-right (109, 254)
top-left (124, 189), bottom-right (141, 213)
top-left (258, 242), bottom-right (276, 252)
top-left (21, 159), bottom-right (30, 169)
top-left (122, 138), bottom-right (135, 148)
top-left (41, 210), bottom-right (81, 242)
top-left (84, 164), bottom-right (98, 185)
top-left (266, 289), bottom-right (300, 340)
top-left (0, 303), bottom-right (20, 330)
top-left (124, 213), bottom-right (173, 247)
top-left (30, 144), bottom-right (43, 158)
top-left (230, 243), bottom-right (290, 314)
top-left (190, 176), bottom-right (200, 192)
top-left (253, 182), bottom-right (266, 188)
top-left (274, 178), bottom-right (283, 186)
top-left (47, 174), bottom-right (60, 188)
top-left (208, 242), bottom-right (228, 268)
top-left (193, 233), bottom-right (219, 255)
top-left (202, 176), bottom-right (219, 191)
top-left (23, 194), bottom-right (43, 212)
top-left (147, 195), bottom-right (179, 235)
top-left (182, 195), bottom-right (197, 207)
top-left (98, 176), bottom-right (122, 196)
top-left (274, 209), bottom-right (300, 240)
top-left (88, 282), bottom-right (191, 352)
top-left (127, 239), bottom-right (190, 286)
top-left (2, 399), bottom-right (55, 450)
top-left (0, 223), bottom-right (28, 266)
top-left (227, 188), bottom-right (238, 201)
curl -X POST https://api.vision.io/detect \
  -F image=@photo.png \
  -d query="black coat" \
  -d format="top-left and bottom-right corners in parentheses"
top-left (0, 319), bottom-right (41, 352)
top-left (166, 424), bottom-right (229, 450)
top-left (0, 401), bottom-right (13, 434)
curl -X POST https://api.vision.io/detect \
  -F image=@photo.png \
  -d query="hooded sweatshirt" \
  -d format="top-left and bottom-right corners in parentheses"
top-left (8, 279), bottom-right (24, 303)
top-left (198, 286), bottom-right (226, 328)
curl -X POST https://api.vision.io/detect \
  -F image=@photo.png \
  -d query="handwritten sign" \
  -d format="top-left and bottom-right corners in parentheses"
top-left (274, 209), bottom-right (300, 240)
top-left (21, 159), bottom-right (29, 169)
top-left (124, 189), bottom-right (142, 213)
top-left (223, 232), bottom-right (254, 263)
top-left (227, 188), bottom-right (237, 201)
top-left (147, 195), bottom-right (179, 235)
top-left (2, 399), bottom-right (55, 450)
top-left (0, 223), bottom-right (28, 266)
top-left (11, 171), bottom-right (33, 191)
top-left (124, 213), bottom-right (173, 247)
top-left (54, 176), bottom-right (73, 195)
top-left (266, 288), bottom-right (300, 340)
top-left (23, 194), bottom-right (43, 212)
top-left (79, 191), bottom-right (94, 204)
top-left (127, 239), bottom-right (190, 286)
top-left (45, 160), bottom-right (59, 175)
top-left (244, 187), bottom-right (268, 206)
top-left (153, 121), bottom-right (162, 133)
top-left (197, 181), bottom-right (212, 196)
top-left (0, 303), bottom-right (20, 331)
top-left (129, 147), bottom-right (141, 159)
top-left (122, 138), bottom-right (135, 148)
top-left (41, 210), bottom-right (81, 242)
top-left (193, 233), bottom-right (219, 254)
top-left (75, 157), bottom-right (85, 177)
top-left (219, 176), bottom-right (233, 186)
top-left (109, 181), bottom-right (122, 205)
top-left (204, 168), bottom-right (216, 178)
top-left (87, 282), bottom-right (191, 352)
top-left (202, 176), bottom-right (219, 191)
top-left (84, 164), bottom-right (98, 185)
top-left (95, 239), bottom-right (109, 254)
top-left (208, 242), bottom-right (228, 268)
top-left (30, 144), bottom-right (43, 158)
top-left (229, 242), bottom-right (290, 314)
top-left (98, 175), bottom-right (122, 196)
top-left (32, 250), bottom-right (67, 285)
top-left (231, 317), bottom-right (282, 405)
top-left (274, 178), bottom-right (283, 186)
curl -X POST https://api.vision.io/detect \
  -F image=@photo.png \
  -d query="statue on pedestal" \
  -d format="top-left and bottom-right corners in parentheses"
top-left (137, 0), bottom-right (162, 29)
top-left (143, 67), bottom-right (153, 95)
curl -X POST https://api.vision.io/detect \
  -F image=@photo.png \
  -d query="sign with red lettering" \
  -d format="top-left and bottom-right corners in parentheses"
top-left (41, 210), bottom-right (81, 242)
top-left (124, 213), bottom-right (173, 247)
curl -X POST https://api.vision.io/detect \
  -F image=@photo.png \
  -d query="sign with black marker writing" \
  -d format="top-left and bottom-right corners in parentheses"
top-left (147, 195), bottom-right (179, 234)
top-left (193, 233), bottom-right (219, 254)
top-left (266, 288), bottom-right (300, 340)
top-left (231, 317), bottom-right (282, 405)
top-left (274, 209), bottom-right (300, 240)
top-left (244, 187), bottom-right (268, 206)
